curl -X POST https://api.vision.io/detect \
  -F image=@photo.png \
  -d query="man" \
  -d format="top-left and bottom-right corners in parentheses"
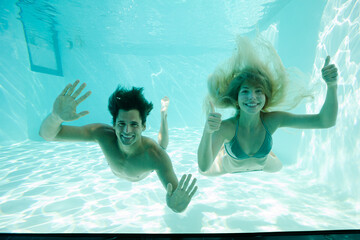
top-left (40, 80), bottom-right (198, 213)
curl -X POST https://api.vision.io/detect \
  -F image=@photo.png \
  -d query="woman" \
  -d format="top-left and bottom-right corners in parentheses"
top-left (197, 36), bottom-right (338, 176)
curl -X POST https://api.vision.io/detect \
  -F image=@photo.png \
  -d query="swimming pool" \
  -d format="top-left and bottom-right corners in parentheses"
top-left (0, 0), bottom-right (359, 233)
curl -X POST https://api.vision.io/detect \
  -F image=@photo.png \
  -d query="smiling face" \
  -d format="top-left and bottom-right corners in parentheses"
top-left (114, 109), bottom-right (145, 146)
top-left (238, 81), bottom-right (266, 114)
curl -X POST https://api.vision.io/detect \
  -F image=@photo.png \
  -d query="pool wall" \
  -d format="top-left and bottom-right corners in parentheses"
top-left (297, 0), bottom-right (360, 205)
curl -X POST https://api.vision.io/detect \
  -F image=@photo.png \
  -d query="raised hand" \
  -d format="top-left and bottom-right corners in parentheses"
top-left (205, 101), bottom-right (222, 134)
top-left (53, 80), bottom-right (92, 122)
top-left (322, 56), bottom-right (338, 86)
top-left (166, 174), bottom-right (198, 213)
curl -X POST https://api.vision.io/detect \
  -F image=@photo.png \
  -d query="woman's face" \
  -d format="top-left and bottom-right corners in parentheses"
top-left (237, 82), bottom-right (266, 114)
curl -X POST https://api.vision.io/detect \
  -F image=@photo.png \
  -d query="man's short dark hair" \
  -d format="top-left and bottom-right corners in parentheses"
top-left (108, 86), bottom-right (153, 125)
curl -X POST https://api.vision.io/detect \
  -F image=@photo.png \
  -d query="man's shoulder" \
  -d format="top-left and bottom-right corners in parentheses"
top-left (87, 123), bottom-right (113, 133)
top-left (143, 137), bottom-right (163, 156)
top-left (88, 123), bottom-right (116, 140)
top-left (89, 123), bottom-right (113, 130)
top-left (142, 137), bottom-right (169, 165)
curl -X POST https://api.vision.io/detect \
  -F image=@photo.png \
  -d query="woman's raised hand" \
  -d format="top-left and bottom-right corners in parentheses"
top-left (205, 101), bottom-right (222, 134)
top-left (53, 80), bottom-right (92, 122)
top-left (322, 56), bottom-right (338, 86)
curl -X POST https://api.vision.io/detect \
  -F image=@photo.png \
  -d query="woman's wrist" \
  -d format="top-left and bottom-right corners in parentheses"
top-left (204, 127), bottom-right (215, 134)
top-left (326, 82), bottom-right (338, 88)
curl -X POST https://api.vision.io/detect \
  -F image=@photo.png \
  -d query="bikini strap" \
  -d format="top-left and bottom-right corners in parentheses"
top-left (235, 118), bottom-right (240, 135)
top-left (229, 118), bottom-right (240, 143)
top-left (260, 114), bottom-right (271, 135)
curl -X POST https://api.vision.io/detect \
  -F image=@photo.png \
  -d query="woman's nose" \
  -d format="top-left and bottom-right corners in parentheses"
top-left (249, 91), bottom-right (256, 99)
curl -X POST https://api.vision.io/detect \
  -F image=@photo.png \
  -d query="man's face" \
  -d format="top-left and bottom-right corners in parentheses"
top-left (114, 109), bottom-right (145, 146)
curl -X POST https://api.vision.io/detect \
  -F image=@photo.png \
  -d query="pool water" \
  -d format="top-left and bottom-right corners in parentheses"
top-left (0, 128), bottom-right (357, 233)
top-left (1, 0), bottom-right (360, 234)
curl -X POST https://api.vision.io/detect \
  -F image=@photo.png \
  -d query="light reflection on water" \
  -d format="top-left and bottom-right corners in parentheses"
top-left (0, 128), bottom-right (358, 233)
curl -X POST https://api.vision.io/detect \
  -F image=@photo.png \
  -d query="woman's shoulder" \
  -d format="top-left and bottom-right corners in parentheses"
top-left (261, 111), bottom-right (287, 134)
top-left (218, 116), bottom-right (237, 140)
top-left (221, 116), bottom-right (237, 128)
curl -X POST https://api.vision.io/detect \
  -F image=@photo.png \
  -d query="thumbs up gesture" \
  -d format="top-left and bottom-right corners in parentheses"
top-left (321, 56), bottom-right (338, 86)
top-left (205, 101), bottom-right (222, 134)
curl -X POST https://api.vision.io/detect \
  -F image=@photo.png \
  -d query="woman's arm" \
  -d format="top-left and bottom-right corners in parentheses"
top-left (272, 56), bottom-right (338, 129)
top-left (197, 102), bottom-right (225, 172)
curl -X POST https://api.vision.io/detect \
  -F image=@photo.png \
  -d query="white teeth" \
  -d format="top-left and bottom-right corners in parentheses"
top-left (246, 103), bottom-right (258, 107)
top-left (122, 135), bottom-right (133, 139)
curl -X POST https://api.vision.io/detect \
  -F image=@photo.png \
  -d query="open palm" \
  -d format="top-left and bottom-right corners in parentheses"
top-left (53, 80), bottom-right (91, 122)
top-left (166, 174), bottom-right (198, 213)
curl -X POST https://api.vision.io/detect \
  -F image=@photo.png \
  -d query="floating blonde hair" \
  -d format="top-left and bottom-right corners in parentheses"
top-left (206, 35), bottom-right (313, 115)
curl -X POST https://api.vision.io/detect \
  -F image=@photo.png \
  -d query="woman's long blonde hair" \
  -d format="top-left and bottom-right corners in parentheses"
top-left (207, 36), bottom-right (313, 115)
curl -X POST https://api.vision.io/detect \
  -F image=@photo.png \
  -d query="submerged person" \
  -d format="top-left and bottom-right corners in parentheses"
top-left (40, 80), bottom-right (198, 213)
top-left (198, 36), bottom-right (338, 176)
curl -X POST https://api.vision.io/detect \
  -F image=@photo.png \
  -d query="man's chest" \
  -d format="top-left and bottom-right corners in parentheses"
top-left (98, 140), bottom-right (154, 180)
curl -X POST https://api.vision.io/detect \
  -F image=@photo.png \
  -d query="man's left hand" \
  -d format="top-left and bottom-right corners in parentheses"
top-left (166, 174), bottom-right (198, 213)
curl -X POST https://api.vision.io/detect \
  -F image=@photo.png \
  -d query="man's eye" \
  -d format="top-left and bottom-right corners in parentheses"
top-left (118, 123), bottom-right (125, 126)
top-left (131, 124), bottom-right (139, 127)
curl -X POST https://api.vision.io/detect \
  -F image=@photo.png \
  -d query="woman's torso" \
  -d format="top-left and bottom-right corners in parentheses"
top-left (220, 112), bottom-right (276, 172)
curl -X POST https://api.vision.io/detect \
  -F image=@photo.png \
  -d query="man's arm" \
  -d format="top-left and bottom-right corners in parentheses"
top-left (40, 118), bottom-right (106, 142)
top-left (39, 112), bottom-right (65, 141)
top-left (151, 146), bottom-right (198, 213)
top-left (39, 80), bottom-right (94, 142)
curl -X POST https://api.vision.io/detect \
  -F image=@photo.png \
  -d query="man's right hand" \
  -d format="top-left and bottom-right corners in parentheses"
top-left (53, 80), bottom-right (92, 122)
top-left (205, 101), bottom-right (222, 133)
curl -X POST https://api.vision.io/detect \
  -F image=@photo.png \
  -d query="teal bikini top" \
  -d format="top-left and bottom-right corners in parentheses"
top-left (224, 117), bottom-right (273, 160)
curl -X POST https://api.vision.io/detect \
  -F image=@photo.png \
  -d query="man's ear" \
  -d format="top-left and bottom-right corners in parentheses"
top-left (142, 123), bottom-right (146, 131)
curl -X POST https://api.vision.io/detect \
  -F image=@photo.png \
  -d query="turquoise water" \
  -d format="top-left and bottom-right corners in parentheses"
top-left (0, 0), bottom-right (359, 233)
top-left (0, 129), bottom-right (357, 233)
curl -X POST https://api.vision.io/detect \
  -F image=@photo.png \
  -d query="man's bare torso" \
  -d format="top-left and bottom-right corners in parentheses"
top-left (93, 124), bottom-right (157, 182)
